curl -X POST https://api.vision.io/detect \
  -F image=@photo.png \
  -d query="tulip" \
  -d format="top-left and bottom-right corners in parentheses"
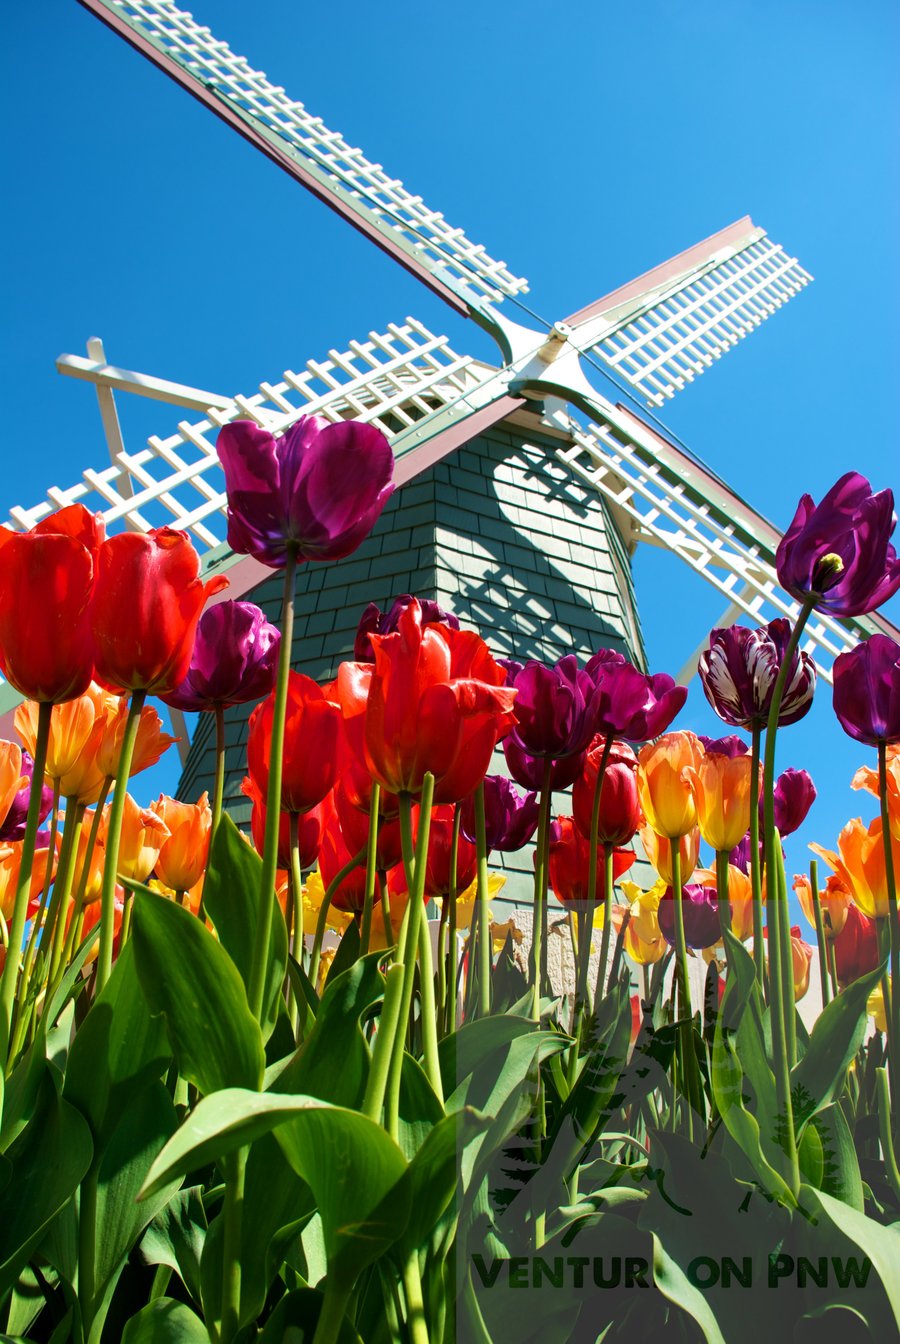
top-left (810, 817), bottom-right (900, 920)
top-left (658, 884), bottom-right (720, 950)
top-left (112, 793), bottom-right (171, 884)
top-left (0, 505), bottom-right (104, 703)
top-left (572, 738), bottom-right (641, 847)
top-left (216, 415), bottom-right (394, 569)
top-left (548, 815), bottom-right (635, 908)
top-left (333, 776), bottom-right (404, 872)
top-left (775, 472), bottom-right (900, 617)
top-left (831, 901), bottom-right (880, 987)
top-left (698, 734), bottom-right (750, 757)
top-left (789, 926), bottom-right (813, 1001)
top-left (640, 824), bottom-right (700, 885)
top-left (685, 750), bottom-right (760, 854)
top-left (354, 594), bottom-right (458, 661)
top-left (695, 865), bottom-right (756, 940)
top-left (768, 768), bottom-right (817, 837)
top-left (618, 878), bottom-right (667, 964)
top-left (502, 737), bottom-right (585, 792)
top-left (0, 744), bottom-right (26, 839)
top-left (587, 652), bottom-right (687, 742)
top-left (832, 634), bottom-right (900, 746)
top-left (0, 832), bottom-right (57, 921)
top-left (853, 745), bottom-right (900, 841)
top-left (431, 625), bottom-right (518, 805)
top-left (297, 869), bottom-right (354, 937)
top-left (162, 600), bottom-right (281, 711)
top-left (248, 672), bottom-right (343, 814)
top-left (15, 685), bottom-right (110, 805)
top-left (71, 809), bottom-right (105, 906)
top-left (698, 621), bottom-right (816, 730)
top-left (505, 655), bottom-right (596, 759)
top-left (459, 775), bottom-right (540, 853)
top-left (95, 698), bottom-right (179, 781)
top-left (637, 731), bottom-right (705, 839)
top-left (318, 809), bottom-right (369, 913)
top-left (149, 793), bottom-right (212, 893)
top-left (868, 981), bottom-right (889, 1034)
top-left (387, 806), bottom-right (477, 901)
top-left (792, 871), bottom-right (849, 940)
top-left (90, 528), bottom-right (228, 696)
top-left (241, 774), bottom-right (332, 871)
top-left (0, 750), bottom-right (53, 843)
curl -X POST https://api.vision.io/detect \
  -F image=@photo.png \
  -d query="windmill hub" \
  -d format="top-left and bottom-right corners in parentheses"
top-left (536, 322), bottom-right (575, 364)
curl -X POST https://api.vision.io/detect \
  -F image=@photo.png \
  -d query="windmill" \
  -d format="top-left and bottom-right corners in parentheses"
top-left (3, 0), bottom-right (897, 912)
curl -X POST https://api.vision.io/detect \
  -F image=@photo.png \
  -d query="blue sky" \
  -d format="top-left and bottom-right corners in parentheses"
top-left (4, 0), bottom-right (899, 910)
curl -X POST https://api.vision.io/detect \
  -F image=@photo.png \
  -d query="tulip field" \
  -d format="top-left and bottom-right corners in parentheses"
top-left (0, 418), bottom-right (898, 1344)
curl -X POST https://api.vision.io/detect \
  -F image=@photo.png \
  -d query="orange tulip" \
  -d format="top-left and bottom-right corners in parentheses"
top-left (685, 752), bottom-right (761, 853)
top-left (72, 809), bottom-right (105, 906)
top-left (112, 794), bottom-right (171, 884)
top-left (790, 926), bottom-right (813, 1001)
top-left (852, 744), bottom-right (900, 841)
top-left (0, 833), bottom-right (57, 921)
top-left (15, 684), bottom-right (111, 803)
top-left (792, 871), bottom-right (850, 939)
top-left (639, 823), bottom-right (700, 884)
top-left (0, 742), bottom-right (26, 832)
top-left (637, 731), bottom-right (705, 839)
top-left (810, 817), bottom-right (900, 920)
top-left (150, 793), bottom-right (212, 892)
top-left (96, 697), bottom-right (179, 781)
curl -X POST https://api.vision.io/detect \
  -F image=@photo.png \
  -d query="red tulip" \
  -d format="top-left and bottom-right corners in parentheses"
top-left (333, 774), bottom-right (406, 871)
top-left (572, 737), bottom-right (642, 847)
top-left (241, 774), bottom-right (333, 870)
top-left (549, 815), bottom-right (635, 908)
top-left (248, 672), bottom-right (343, 814)
top-left (831, 901), bottom-right (880, 987)
top-left (0, 504), bottom-right (104, 702)
top-left (90, 528), bottom-right (228, 695)
top-left (319, 807), bottom-right (368, 913)
top-left (387, 805), bottom-right (477, 901)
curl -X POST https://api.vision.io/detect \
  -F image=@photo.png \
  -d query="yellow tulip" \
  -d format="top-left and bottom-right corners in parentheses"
top-left (637, 731), bottom-right (704, 839)
top-left (639, 824), bottom-right (700, 884)
top-left (685, 752), bottom-right (760, 853)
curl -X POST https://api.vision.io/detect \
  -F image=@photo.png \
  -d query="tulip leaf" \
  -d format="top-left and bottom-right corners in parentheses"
top-left (810, 1103), bottom-right (864, 1211)
top-left (797, 1184), bottom-right (900, 1336)
top-left (0, 1069), bottom-right (93, 1301)
top-left (790, 962), bottom-right (886, 1132)
top-left (271, 951), bottom-right (387, 1108)
top-left (396, 1051), bottom-right (445, 1161)
top-left (131, 888), bottom-right (265, 1095)
top-left (440, 1014), bottom-right (558, 1105)
top-left (63, 940), bottom-right (171, 1153)
top-left (202, 813), bottom-right (288, 1044)
top-left (394, 1107), bottom-right (488, 1257)
top-left (120, 1298), bottom-right (208, 1343)
top-left (139, 1186), bottom-right (208, 1307)
top-left (258, 1288), bottom-right (363, 1344)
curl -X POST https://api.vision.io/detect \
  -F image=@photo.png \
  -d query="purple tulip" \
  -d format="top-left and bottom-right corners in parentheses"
top-left (217, 415), bottom-right (394, 570)
top-left (0, 750), bottom-right (53, 842)
top-left (162, 600), bottom-right (281, 711)
top-left (586, 651), bottom-right (686, 742)
top-left (698, 734), bottom-right (749, 758)
top-left (698, 620), bottom-right (816, 730)
top-left (658, 884), bottom-right (721, 950)
top-left (766, 768), bottom-right (817, 836)
top-left (459, 775), bottom-right (540, 853)
top-left (506, 655), bottom-right (597, 759)
top-left (354, 594), bottom-right (459, 662)
top-left (776, 472), bottom-right (900, 617)
top-left (833, 633), bottom-right (900, 745)
top-left (502, 737), bottom-right (586, 792)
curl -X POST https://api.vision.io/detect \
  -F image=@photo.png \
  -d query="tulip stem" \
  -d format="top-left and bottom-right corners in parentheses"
top-left (57, 780), bottom-right (111, 976)
top-left (875, 1067), bottom-right (900, 1204)
top-left (211, 703), bottom-right (226, 842)
top-left (530, 758), bottom-right (555, 1022)
top-left (587, 738), bottom-right (613, 1014)
top-left (596, 844), bottom-right (615, 1014)
top-left (363, 962), bottom-right (405, 1123)
top-left (46, 801), bottom-right (87, 990)
top-left (809, 860), bottom-right (831, 1007)
top-left (220, 1148), bottom-right (246, 1344)
top-left (249, 550), bottom-right (296, 1021)
top-left (878, 741), bottom-right (900, 1095)
top-left (446, 813), bottom-right (460, 1035)
top-left (474, 783), bottom-right (492, 1019)
top-left (96, 689), bottom-right (146, 994)
top-left (0, 699), bottom-right (52, 1068)
top-left (360, 782), bottom-right (381, 957)
top-left (749, 726), bottom-right (766, 991)
top-left (19, 780), bottom-right (61, 993)
top-left (761, 597), bottom-right (814, 1196)
top-left (715, 850), bottom-right (732, 944)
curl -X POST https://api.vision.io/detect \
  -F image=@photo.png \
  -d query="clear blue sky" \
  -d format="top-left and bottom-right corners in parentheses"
top-left (4, 0), bottom-right (899, 910)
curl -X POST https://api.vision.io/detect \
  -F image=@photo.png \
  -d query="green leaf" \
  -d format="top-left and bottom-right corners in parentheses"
top-left (547, 972), bottom-right (632, 1163)
top-left (651, 1232), bottom-right (727, 1344)
top-left (325, 918), bottom-right (361, 987)
top-left (798, 1184), bottom-right (900, 1336)
top-left (202, 813), bottom-right (288, 1044)
top-left (63, 940), bottom-right (170, 1153)
top-left (790, 962), bottom-right (886, 1131)
top-left (272, 950), bottom-right (386, 1108)
top-left (811, 1103), bottom-right (864, 1211)
top-left (440, 1015), bottom-right (546, 1099)
top-left (396, 1052), bottom-right (444, 1161)
top-left (139, 1186), bottom-right (207, 1306)
top-left (395, 1107), bottom-right (488, 1257)
top-left (0, 1071), bottom-right (93, 1301)
top-left (259, 1288), bottom-right (363, 1344)
top-left (131, 888), bottom-right (265, 1095)
top-left (120, 1298), bottom-right (208, 1343)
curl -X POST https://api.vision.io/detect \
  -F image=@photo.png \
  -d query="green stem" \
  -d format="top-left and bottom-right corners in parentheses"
top-left (58, 779), bottom-right (111, 974)
top-left (876, 1067), bottom-right (900, 1204)
top-left (529, 758), bottom-right (554, 1022)
top-left (809, 859), bottom-right (831, 1007)
top-left (313, 1277), bottom-right (353, 1344)
top-left (220, 1148), bottom-right (246, 1344)
top-left (47, 801), bottom-right (86, 987)
top-left (878, 740), bottom-right (900, 1098)
top-left (596, 843), bottom-right (615, 1012)
top-left (444, 808), bottom-right (461, 1035)
top-left (249, 550), bottom-right (297, 1021)
top-left (0, 700), bottom-right (52, 1067)
top-left (474, 783), bottom-right (491, 1019)
top-left (749, 725), bottom-right (765, 990)
top-left (19, 779), bottom-right (60, 990)
top-left (401, 1254), bottom-right (430, 1344)
top-left (362, 962), bottom-right (405, 1123)
top-left (416, 912), bottom-right (444, 1104)
top-left (360, 782), bottom-right (381, 957)
top-left (715, 849), bottom-right (732, 944)
top-left (78, 1165), bottom-right (99, 1339)
top-left (97, 689), bottom-right (146, 993)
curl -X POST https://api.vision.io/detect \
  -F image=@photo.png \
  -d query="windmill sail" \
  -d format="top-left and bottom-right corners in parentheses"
top-left (76, 0), bottom-right (527, 320)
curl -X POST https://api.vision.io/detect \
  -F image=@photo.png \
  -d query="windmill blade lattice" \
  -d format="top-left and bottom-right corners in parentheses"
top-left (6, 319), bottom-right (491, 557)
top-left (566, 218), bottom-right (812, 406)
top-left (547, 392), bottom-right (897, 681)
top-left (78, 0), bottom-right (528, 318)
